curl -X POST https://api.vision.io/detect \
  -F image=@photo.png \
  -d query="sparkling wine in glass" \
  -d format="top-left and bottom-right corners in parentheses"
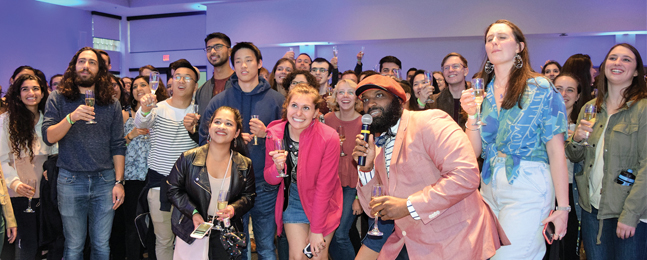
top-left (391, 69), bottom-right (401, 81)
top-left (423, 71), bottom-right (435, 103)
top-left (214, 190), bottom-right (229, 231)
top-left (24, 179), bottom-right (36, 213)
top-left (472, 78), bottom-right (486, 127)
top-left (332, 46), bottom-right (338, 58)
top-left (193, 103), bottom-right (199, 133)
top-left (274, 138), bottom-right (289, 178)
top-left (327, 86), bottom-right (334, 97)
top-left (367, 184), bottom-right (384, 236)
top-left (149, 71), bottom-right (160, 108)
top-left (251, 115), bottom-right (259, 145)
top-left (338, 125), bottom-right (346, 157)
top-left (582, 104), bottom-right (597, 146)
top-left (85, 90), bottom-right (97, 124)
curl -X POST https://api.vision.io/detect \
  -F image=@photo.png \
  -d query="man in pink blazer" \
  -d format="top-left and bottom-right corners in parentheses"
top-left (352, 75), bottom-right (509, 260)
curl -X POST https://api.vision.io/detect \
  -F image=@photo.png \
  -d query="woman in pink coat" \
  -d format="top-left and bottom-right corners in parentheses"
top-left (264, 84), bottom-right (342, 260)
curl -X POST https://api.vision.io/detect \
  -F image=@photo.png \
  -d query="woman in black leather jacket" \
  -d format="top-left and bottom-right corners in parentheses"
top-left (168, 106), bottom-right (255, 259)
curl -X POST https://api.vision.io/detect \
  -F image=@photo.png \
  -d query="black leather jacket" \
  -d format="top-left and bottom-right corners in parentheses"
top-left (167, 145), bottom-right (256, 244)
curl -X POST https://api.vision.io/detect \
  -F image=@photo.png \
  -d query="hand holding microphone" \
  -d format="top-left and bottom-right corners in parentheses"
top-left (353, 114), bottom-right (376, 171)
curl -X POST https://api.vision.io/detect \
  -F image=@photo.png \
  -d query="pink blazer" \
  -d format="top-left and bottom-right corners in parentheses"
top-left (264, 119), bottom-right (342, 236)
top-left (357, 110), bottom-right (510, 260)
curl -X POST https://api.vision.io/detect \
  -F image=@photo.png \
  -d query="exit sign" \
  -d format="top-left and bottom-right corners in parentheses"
top-left (163, 55), bottom-right (170, 61)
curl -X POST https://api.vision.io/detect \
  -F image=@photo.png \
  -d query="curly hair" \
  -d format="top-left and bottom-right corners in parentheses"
top-left (281, 83), bottom-right (323, 121)
top-left (59, 47), bottom-right (114, 106)
top-left (282, 70), bottom-right (319, 93)
top-left (5, 74), bottom-right (49, 161)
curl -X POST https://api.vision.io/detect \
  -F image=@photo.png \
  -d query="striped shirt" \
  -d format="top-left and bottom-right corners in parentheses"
top-left (134, 100), bottom-right (197, 177)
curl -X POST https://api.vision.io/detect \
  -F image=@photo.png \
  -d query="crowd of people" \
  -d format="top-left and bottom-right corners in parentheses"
top-left (0, 18), bottom-right (645, 260)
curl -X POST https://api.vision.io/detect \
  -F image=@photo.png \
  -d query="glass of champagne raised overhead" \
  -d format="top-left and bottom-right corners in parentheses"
top-left (274, 138), bottom-right (289, 178)
top-left (337, 125), bottom-right (346, 157)
top-left (367, 184), bottom-right (384, 236)
top-left (149, 71), bottom-right (160, 108)
top-left (582, 104), bottom-right (597, 146)
top-left (332, 46), bottom-right (338, 58)
top-left (471, 78), bottom-right (486, 127)
top-left (85, 90), bottom-right (97, 124)
top-left (423, 71), bottom-right (435, 103)
top-left (24, 179), bottom-right (36, 213)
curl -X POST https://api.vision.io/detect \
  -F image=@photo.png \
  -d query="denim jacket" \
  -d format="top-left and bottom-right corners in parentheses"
top-left (565, 98), bottom-right (647, 228)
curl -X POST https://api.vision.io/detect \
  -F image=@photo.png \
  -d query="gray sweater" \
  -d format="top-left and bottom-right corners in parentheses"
top-left (42, 91), bottom-right (126, 172)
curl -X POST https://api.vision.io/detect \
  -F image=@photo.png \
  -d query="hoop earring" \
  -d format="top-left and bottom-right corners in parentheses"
top-left (485, 60), bottom-right (494, 74)
top-left (514, 54), bottom-right (523, 69)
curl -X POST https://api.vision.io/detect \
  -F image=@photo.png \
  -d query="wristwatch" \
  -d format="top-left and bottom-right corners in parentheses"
top-left (115, 180), bottom-right (125, 186)
top-left (556, 205), bottom-right (571, 212)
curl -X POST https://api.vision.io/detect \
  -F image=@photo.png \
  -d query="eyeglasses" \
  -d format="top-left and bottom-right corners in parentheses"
top-left (310, 68), bottom-right (328, 73)
top-left (442, 64), bottom-right (464, 71)
top-left (204, 44), bottom-right (228, 52)
top-left (291, 81), bottom-right (307, 86)
top-left (174, 75), bottom-right (195, 82)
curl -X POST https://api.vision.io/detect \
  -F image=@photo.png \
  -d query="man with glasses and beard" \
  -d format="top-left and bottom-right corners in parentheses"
top-left (352, 75), bottom-right (508, 259)
top-left (194, 32), bottom-right (234, 116)
top-left (42, 47), bottom-right (126, 260)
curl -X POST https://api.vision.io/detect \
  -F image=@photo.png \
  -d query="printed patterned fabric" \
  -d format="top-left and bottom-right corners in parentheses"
top-left (480, 76), bottom-right (567, 185)
top-left (124, 117), bottom-right (150, 181)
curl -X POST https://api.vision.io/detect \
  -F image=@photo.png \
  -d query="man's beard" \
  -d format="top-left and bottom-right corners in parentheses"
top-left (209, 55), bottom-right (228, 67)
top-left (368, 97), bottom-right (403, 135)
top-left (74, 70), bottom-right (97, 87)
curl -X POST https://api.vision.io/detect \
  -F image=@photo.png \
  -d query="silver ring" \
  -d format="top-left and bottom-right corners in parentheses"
top-left (116, 199), bottom-right (120, 201)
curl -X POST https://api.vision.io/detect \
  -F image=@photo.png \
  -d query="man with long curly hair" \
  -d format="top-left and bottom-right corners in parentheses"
top-left (41, 47), bottom-right (126, 260)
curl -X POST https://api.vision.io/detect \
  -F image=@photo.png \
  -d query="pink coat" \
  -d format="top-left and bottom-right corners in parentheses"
top-left (357, 109), bottom-right (510, 260)
top-left (264, 119), bottom-right (342, 236)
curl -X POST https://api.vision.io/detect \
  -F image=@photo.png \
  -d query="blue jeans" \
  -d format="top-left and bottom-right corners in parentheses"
top-left (58, 168), bottom-right (115, 260)
top-left (330, 186), bottom-right (357, 260)
top-left (249, 182), bottom-right (279, 260)
top-left (581, 207), bottom-right (647, 260)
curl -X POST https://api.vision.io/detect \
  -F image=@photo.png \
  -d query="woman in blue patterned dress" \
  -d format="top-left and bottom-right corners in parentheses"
top-left (111, 75), bottom-right (152, 260)
top-left (460, 19), bottom-right (570, 259)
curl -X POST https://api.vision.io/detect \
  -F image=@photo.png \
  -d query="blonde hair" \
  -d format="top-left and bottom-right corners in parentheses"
top-left (331, 79), bottom-right (363, 112)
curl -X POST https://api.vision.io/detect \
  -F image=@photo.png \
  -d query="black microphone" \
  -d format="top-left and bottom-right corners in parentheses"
top-left (358, 114), bottom-right (373, 166)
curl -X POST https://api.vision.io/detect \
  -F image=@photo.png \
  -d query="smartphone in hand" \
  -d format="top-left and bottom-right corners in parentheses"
top-left (543, 210), bottom-right (555, 244)
top-left (190, 222), bottom-right (214, 239)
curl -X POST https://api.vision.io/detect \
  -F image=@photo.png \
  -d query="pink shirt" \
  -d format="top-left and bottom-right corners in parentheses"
top-left (324, 112), bottom-right (361, 188)
top-left (264, 119), bottom-right (342, 236)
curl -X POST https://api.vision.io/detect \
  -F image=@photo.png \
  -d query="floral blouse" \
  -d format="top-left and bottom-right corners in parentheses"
top-left (480, 76), bottom-right (567, 185)
top-left (124, 117), bottom-right (150, 181)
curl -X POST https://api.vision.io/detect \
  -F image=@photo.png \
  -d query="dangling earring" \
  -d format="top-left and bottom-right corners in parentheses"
top-left (207, 135), bottom-right (211, 142)
top-left (485, 60), bottom-right (494, 74)
top-left (514, 54), bottom-right (523, 69)
top-left (233, 139), bottom-right (237, 147)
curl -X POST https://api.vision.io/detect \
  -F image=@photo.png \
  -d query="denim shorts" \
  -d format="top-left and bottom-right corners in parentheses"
top-left (282, 183), bottom-right (309, 224)
top-left (361, 217), bottom-right (394, 252)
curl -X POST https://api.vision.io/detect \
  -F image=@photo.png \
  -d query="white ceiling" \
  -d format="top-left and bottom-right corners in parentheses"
top-left (37, 0), bottom-right (266, 17)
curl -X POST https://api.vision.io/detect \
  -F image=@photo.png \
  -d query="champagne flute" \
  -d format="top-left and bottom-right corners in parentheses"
top-left (423, 71), bottom-right (435, 103)
top-left (326, 86), bottom-right (334, 97)
top-left (193, 102), bottom-right (199, 134)
top-left (85, 90), bottom-right (97, 124)
top-left (337, 125), bottom-right (346, 157)
top-left (471, 78), bottom-right (486, 127)
top-left (367, 184), bottom-right (384, 236)
top-left (251, 115), bottom-right (259, 145)
top-left (149, 71), bottom-right (160, 108)
top-left (274, 139), bottom-right (289, 178)
top-left (360, 46), bottom-right (365, 54)
top-left (24, 179), bottom-right (36, 213)
top-left (332, 46), bottom-right (338, 58)
top-left (582, 104), bottom-right (597, 146)
top-left (214, 190), bottom-right (229, 231)
top-left (391, 69), bottom-right (401, 81)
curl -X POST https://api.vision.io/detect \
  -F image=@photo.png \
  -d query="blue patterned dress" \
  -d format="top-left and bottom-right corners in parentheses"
top-left (480, 76), bottom-right (568, 185)
top-left (124, 117), bottom-right (150, 181)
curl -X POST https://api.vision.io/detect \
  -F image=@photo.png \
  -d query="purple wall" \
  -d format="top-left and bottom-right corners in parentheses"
top-left (0, 1), bottom-right (92, 92)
